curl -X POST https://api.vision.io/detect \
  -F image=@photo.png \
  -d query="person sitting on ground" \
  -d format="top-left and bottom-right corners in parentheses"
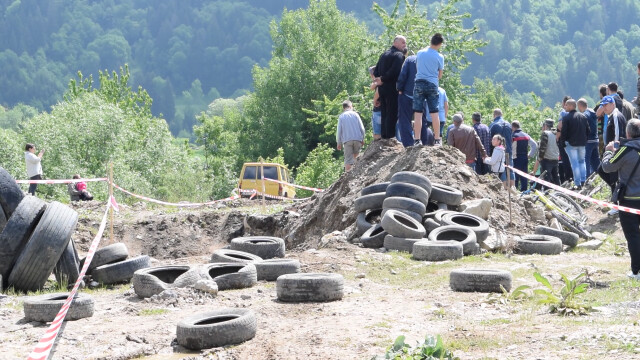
top-left (448, 113), bottom-right (487, 172)
top-left (484, 134), bottom-right (507, 189)
top-left (69, 174), bottom-right (93, 201)
top-left (602, 118), bottom-right (640, 280)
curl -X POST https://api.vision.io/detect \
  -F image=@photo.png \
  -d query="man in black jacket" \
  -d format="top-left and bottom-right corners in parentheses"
top-left (373, 35), bottom-right (406, 139)
top-left (558, 99), bottom-right (590, 188)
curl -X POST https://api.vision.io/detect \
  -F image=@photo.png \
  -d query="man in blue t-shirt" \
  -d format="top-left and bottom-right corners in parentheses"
top-left (437, 87), bottom-right (448, 138)
top-left (412, 33), bottom-right (445, 146)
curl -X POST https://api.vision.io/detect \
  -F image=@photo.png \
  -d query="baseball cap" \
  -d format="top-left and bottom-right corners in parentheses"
top-left (601, 95), bottom-right (615, 105)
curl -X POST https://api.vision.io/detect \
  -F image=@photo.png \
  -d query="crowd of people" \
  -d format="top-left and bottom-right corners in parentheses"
top-left (333, 34), bottom-right (640, 280)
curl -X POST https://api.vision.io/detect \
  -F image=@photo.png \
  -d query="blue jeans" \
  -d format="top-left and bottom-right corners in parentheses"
top-left (564, 142), bottom-right (586, 186)
top-left (585, 141), bottom-right (600, 177)
top-left (371, 111), bottom-right (381, 136)
top-left (412, 80), bottom-right (439, 114)
top-left (468, 162), bottom-right (476, 171)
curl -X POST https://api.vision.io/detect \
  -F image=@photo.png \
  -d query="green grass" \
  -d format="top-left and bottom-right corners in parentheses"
top-left (138, 308), bottom-right (170, 316)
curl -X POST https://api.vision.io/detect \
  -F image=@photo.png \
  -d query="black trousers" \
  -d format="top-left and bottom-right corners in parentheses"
top-left (539, 159), bottom-right (560, 189)
top-left (619, 199), bottom-right (640, 274)
top-left (378, 87), bottom-right (398, 139)
top-left (558, 145), bottom-right (573, 184)
top-left (28, 174), bottom-right (41, 195)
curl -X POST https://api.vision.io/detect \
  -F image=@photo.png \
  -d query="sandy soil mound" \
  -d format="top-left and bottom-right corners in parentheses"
top-left (284, 139), bottom-right (534, 248)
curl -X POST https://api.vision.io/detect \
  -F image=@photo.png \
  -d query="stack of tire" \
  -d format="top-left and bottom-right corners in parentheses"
top-left (84, 243), bottom-right (151, 286)
top-left (0, 167), bottom-right (81, 293)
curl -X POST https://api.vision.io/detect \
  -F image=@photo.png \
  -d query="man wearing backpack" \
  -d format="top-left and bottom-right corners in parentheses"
top-left (489, 108), bottom-right (515, 188)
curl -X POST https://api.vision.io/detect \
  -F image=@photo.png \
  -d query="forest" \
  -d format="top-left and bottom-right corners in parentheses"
top-left (1, 0), bottom-right (639, 137)
top-left (0, 0), bottom-right (637, 203)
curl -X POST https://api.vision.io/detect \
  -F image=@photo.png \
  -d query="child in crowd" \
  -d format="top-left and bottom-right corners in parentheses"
top-left (484, 134), bottom-right (507, 189)
top-left (73, 174), bottom-right (93, 201)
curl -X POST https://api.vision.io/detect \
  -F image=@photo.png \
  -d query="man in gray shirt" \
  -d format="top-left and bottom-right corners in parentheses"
top-left (24, 143), bottom-right (45, 195)
top-left (336, 100), bottom-right (365, 172)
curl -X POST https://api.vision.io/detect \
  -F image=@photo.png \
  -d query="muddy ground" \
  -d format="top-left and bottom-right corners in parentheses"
top-left (1, 140), bottom-right (638, 359)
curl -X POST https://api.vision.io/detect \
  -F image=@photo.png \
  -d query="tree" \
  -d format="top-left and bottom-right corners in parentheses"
top-left (294, 143), bottom-right (343, 198)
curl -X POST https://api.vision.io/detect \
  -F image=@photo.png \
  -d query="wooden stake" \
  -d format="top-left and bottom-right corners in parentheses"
top-left (260, 160), bottom-right (266, 212)
top-left (109, 162), bottom-right (114, 244)
top-left (506, 154), bottom-right (512, 226)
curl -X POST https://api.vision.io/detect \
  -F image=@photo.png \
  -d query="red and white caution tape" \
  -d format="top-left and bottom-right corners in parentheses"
top-left (112, 183), bottom-right (239, 207)
top-left (237, 188), bottom-right (310, 202)
top-left (263, 178), bottom-right (324, 192)
top-left (15, 177), bottom-right (108, 184)
top-left (27, 203), bottom-right (111, 360)
top-left (508, 165), bottom-right (640, 215)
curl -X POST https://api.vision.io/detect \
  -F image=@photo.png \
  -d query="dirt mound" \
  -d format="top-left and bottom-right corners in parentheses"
top-left (284, 139), bottom-right (534, 248)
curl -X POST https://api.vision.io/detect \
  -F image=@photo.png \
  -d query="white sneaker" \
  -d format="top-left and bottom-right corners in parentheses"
top-left (627, 271), bottom-right (640, 280)
top-left (434, 139), bottom-right (442, 147)
top-left (608, 208), bottom-right (619, 216)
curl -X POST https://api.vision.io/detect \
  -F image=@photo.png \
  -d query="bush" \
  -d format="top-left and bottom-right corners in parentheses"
top-left (294, 143), bottom-right (343, 198)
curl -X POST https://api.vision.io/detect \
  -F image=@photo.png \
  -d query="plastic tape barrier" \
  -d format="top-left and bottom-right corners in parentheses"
top-left (15, 177), bottom-right (108, 184)
top-left (508, 165), bottom-right (640, 215)
top-left (237, 188), bottom-right (309, 201)
top-left (112, 183), bottom-right (239, 207)
top-left (263, 178), bottom-right (324, 192)
top-left (27, 203), bottom-right (111, 360)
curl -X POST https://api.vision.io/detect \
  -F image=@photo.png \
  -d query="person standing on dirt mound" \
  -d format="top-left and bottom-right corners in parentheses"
top-left (413, 33), bottom-right (445, 146)
top-left (448, 113), bottom-right (487, 172)
top-left (24, 143), bottom-right (44, 196)
top-left (601, 118), bottom-right (640, 280)
top-left (373, 35), bottom-right (406, 140)
top-left (336, 100), bottom-right (365, 172)
top-left (396, 51), bottom-right (434, 147)
top-left (489, 109), bottom-right (515, 188)
top-left (531, 119), bottom-right (561, 188)
top-left (511, 120), bottom-right (537, 191)
top-left (472, 112), bottom-right (491, 175)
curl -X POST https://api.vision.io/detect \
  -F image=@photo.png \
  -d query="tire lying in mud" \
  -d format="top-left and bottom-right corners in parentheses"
top-left (412, 241), bottom-right (464, 262)
top-left (255, 259), bottom-right (301, 281)
top-left (430, 183), bottom-right (463, 206)
top-left (276, 273), bottom-right (344, 302)
top-left (210, 249), bottom-right (262, 264)
top-left (8, 202), bottom-right (78, 292)
top-left (0, 166), bottom-right (25, 218)
top-left (383, 235), bottom-right (421, 253)
top-left (381, 209), bottom-right (426, 239)
top-left (201, 263), bottom-right (257, 291)
top-left (176, 308), bottom-right (257, 350)
top-left (132, 265), bottom-right (202, 298)
top-left (534, 226), bottom-right (579, 248)
top-left (515, 235), bottom-right (563, 255)
top-left (440, 212), bottom-right (490, 243)
top-left (428, 225), bottom-right (478, 256)
top-left (54, 240), bottom-right (81, 286)
top-left (229, 236), bottom-right (285, 259)
top-left (23, 292), bottom-right (94, 322)
top-left (359, 224), bottom-right (387, 249)
top-left (92, 255), bottom-right (151, 285)
top-left (80, 242), bottom-right (129, 274)
top-left (449, 269), bottom-right (512, 293)
top-left (0, 196), bottom-right (46, 288)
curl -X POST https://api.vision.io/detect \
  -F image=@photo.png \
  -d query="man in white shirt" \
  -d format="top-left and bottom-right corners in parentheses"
top-left (24, 143), bottom-right (44, 195)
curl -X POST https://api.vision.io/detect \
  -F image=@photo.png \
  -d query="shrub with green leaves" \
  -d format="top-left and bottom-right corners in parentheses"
top-left (373, 334), bottom-right (459, 360)
top-left (294, 143), bottom-right (343, 198)
top-left (533, 271), bottom-right (591, 316)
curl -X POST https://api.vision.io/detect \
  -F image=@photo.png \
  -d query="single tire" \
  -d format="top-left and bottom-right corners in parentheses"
top-left (441, 212), bottom-right (490, 243)
top-left (0, 167), bottom-right (25, 218)
top-left (385, 182), bottom-right (429, 206)
top-left (355, 209), bottom-right (382, 236)
top-left (381, 209), bottom-right (426, 239)
top-left (430, 183), bottom-right (463, 206)
top-left (361, 182), bottom-right (390, 196)
top-left (534, 225), bottom-right (579, 248)
top-left (428, 225), bottom-right (478, 256)
top-left (80, 242), bottom-right (129, 273)
top-left (552, 210), bottom-right (592, 239)
top-left (255, 259), bottom-right (301, 281)
top-left (360, 224), bottom-right (387, 248)
top-left (383, 235), bottom-right (421, 253)
top-left (515, 235), bottom-right (563, 255)
top-left (0, 196), bottom-right (46, 287)
top-left (276, 273), bottom-right (344, 302)
top-left (413, 240), bottom-right (464, 261)
top-left (449, 269), bottom-right (513, 293)
top-left (23, 292), bottom-right (94, 322)
top-left (210, 249), bottom-right (262, 264)
top-left (133, 265), bottom-right (201, 298)
top-left (229, 236), bottom-right (285, 259)
top-left (54, 240), bottom-right (80, 286)
top-left (390, 171), bottom-right (432, 196)
top-left (92, 255), bottom-right (151, 285)
top-left (423, 218), bottom-right (440, 233)
top-left (383, 196), bottom-right (426, 216)
top-left (7, 202), bottom-right (78, 292)
top-left (381, 208), bottom-right (422, 223)
top-left (176, 308), bottom-right (257, 350)
top-left (202, 263), bottom-right (257, 290)
top-left (354, 192), bottom-right (386, 213)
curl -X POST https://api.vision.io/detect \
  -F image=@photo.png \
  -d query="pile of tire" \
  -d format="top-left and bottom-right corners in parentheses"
top-left (82, 242), bottom-right (151, 286)
top-left (0, 167), bottom-right (82, 293)
top-left (414, 210), bottom-right (487, 261)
